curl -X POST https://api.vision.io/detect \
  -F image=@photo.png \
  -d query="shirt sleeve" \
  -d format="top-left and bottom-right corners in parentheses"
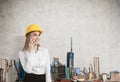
top-left (18, 50), bottom-right (35, 73)
top-left (45, 49), bottom-right (51, 82)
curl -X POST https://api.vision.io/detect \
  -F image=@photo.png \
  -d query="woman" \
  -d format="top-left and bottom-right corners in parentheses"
top-left (18, 24), bottom-right (51, 82)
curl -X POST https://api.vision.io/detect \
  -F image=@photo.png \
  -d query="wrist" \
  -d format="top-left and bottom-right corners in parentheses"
top-left (28, 45), bottom-right (38, 52)
top-left (28, 46), bottom-right (35, 52)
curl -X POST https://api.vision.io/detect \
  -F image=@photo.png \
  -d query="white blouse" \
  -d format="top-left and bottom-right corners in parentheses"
top-left (18, 47), bottom-right (51, 82)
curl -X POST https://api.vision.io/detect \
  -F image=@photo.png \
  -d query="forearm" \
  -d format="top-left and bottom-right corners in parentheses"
top-left (46, 65), bottom-right (51, 82)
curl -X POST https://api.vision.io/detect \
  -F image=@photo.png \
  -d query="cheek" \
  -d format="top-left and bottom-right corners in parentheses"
top-left (31, 35), bottom-right (37, 39)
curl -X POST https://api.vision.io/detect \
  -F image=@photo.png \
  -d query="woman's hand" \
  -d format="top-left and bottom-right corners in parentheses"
top-left (28, 37), bottom-right (37, 52)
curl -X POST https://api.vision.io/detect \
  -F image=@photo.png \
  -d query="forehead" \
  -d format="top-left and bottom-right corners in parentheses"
top-left (31, 31), bottom-right (41, 34)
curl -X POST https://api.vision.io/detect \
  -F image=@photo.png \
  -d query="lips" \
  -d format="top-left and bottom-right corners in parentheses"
top-left (35, 39), bottom-right (40, 44)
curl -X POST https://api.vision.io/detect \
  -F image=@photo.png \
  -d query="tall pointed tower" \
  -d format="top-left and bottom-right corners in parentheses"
top-left (66, 37), bottom-right (74, 78)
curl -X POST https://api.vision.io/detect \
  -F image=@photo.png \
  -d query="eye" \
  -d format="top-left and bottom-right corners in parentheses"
top-left (33, 33), bottom-right (37, 36)
top-left (31, 32), bottom-right (40, 36)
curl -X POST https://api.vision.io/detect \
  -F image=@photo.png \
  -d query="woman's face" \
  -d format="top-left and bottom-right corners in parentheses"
top-left (30, 31), bottom-right (41, 45)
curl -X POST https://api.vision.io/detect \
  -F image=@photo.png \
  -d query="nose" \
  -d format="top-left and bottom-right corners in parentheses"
top-left (37, 35), bottom-right (40, 39)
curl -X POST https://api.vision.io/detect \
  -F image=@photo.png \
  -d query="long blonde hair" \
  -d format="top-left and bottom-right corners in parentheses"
top-left (22, 32), bottom-right (40, 51)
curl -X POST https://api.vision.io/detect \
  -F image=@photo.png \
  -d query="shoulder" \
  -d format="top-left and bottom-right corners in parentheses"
top-left (18, 50), bottom-right (23, 55)
top-left (18, 50), bottom-right (25, 57)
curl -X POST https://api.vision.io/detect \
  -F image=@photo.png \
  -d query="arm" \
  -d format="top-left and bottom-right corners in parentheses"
top-left (18, 51), bottom-right (35, 73)
top-left (45, 49), bottom-right (51, 82)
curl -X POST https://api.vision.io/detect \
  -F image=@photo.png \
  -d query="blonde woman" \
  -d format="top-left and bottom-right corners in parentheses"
top-left (19, 24), bottom-right (51, 82)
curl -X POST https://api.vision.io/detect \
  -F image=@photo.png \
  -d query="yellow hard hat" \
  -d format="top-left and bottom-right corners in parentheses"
top-left (25, 24), bottom-right (43, 36)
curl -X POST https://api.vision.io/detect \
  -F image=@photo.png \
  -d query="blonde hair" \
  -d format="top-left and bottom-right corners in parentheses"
top-left (22, 32), bottom-right (40, 51)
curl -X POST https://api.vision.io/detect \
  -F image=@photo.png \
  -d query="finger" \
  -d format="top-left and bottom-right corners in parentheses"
top-left (32, 39), bottom-right (35, 44)
top-left (29, 38), bottom-right (34, 46)
top-left (30, 38), bottom-right (34, 44)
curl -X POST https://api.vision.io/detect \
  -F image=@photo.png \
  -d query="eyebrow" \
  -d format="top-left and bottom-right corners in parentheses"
top-left (33, 32), bottom-right (40, 35)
